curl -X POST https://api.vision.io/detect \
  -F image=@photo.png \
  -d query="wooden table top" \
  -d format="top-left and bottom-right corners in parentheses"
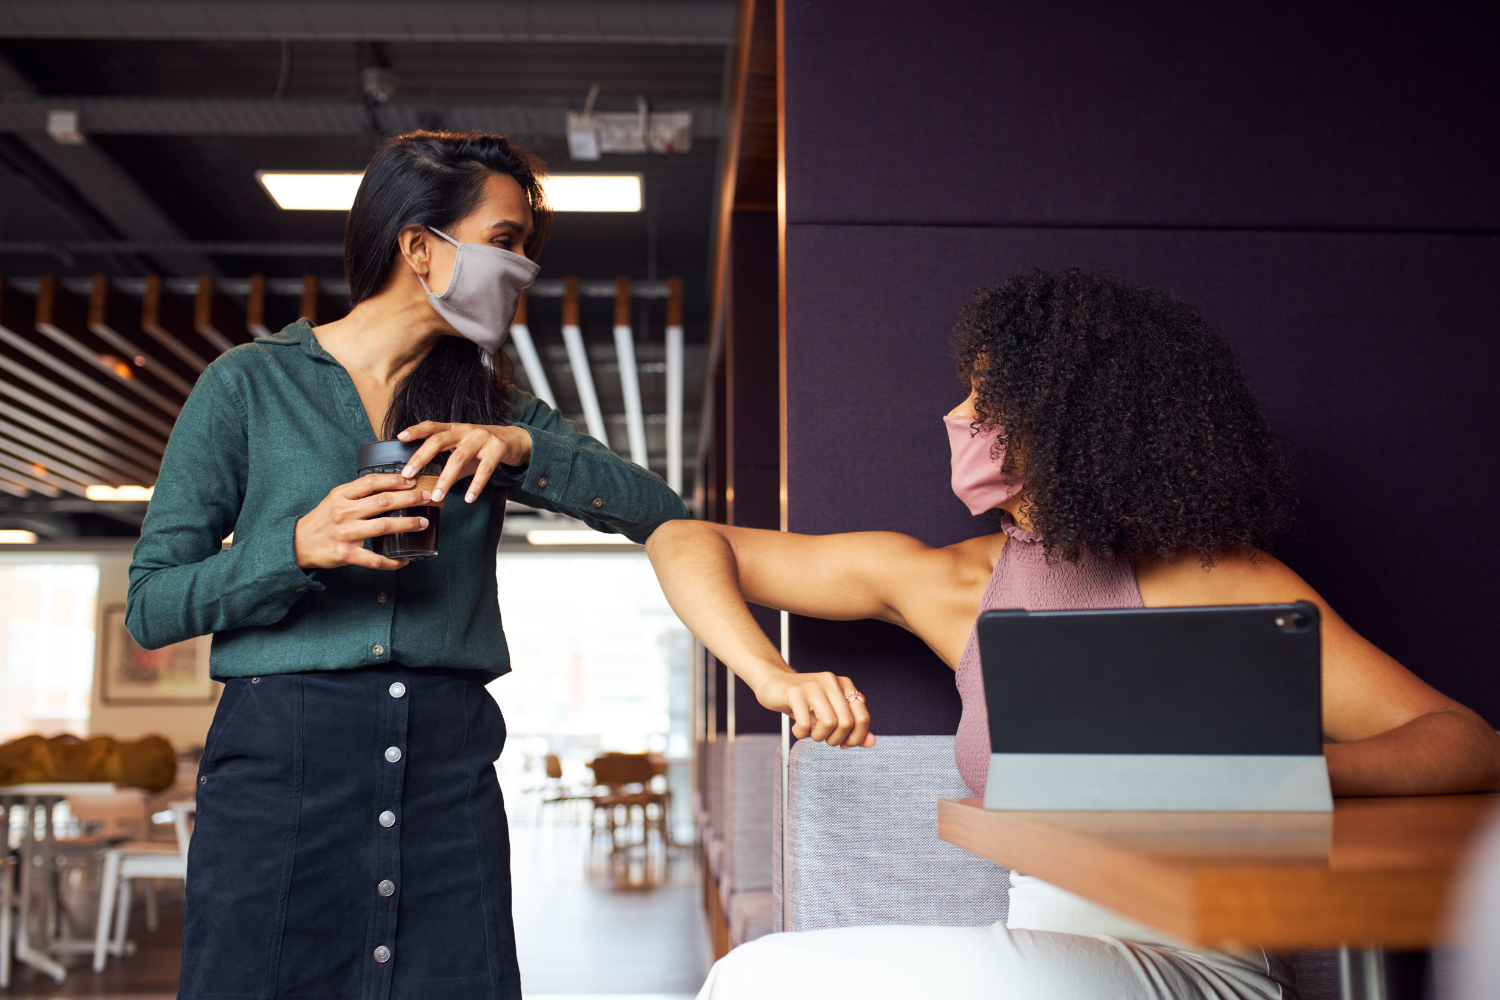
top-left (938, 793), bottom-right (1497, 950)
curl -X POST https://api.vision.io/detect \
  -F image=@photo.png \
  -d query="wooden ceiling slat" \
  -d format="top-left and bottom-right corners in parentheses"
top-left (0, 453), bottom-right (65, 497)
top-left (0, 434), bottom-right (96, 494)
top-left (193, 275), bottom-right (246, 356)
top-left (0, 350), bottom-right (167, 455)
top-left (246, 274), bottom-right (272, 337)
top-left (0, 418), bottom-right (126, 486)
top-left (88, 274), bottom-right (197, 396)
top-left (143, 274), bottom-right (214, 371)
top-left (299, 274), bottom-right (320, 325)
top-left (0, 314), bottom-right (177, 439)
top-left (0, 398), bottom-right (153, 483)
top-left (0, 475), bottom-right (29, 498)
top-left (35, 275), bottom-right (185, 418)
top-left (0, 379), bottom-right (161, 474)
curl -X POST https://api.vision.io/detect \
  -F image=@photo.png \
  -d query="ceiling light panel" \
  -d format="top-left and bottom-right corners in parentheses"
top-left (257, 171), bottom-right (364, 211)
top-left (541, 175), bottom-right (643, 212)
top-left (253, 172), bottom-right (642, 213)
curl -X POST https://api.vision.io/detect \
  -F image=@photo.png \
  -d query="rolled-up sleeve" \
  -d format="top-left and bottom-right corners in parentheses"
top-left (503, 389), bottom-right (687, 541)
top-left (126, 366), bottom-right (320, 649)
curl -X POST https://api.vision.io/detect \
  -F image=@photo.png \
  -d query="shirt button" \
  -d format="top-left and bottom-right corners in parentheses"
top-left (377, 879), bottom-right (396, 897)
top-left (592, 497), bottom-right (603, 508)
top-left (372, 644), bottom-right (385, 656)
top-left (389, 682), bottom-right (406, 699)
top-left (250, 677), bottom-right (260, 683)
top-left (377, 592), bottom-right (388, 604)
top-left (373, 945), bottom-right (391, 964)
top-left (385, 746), bottom-right (402, 763)
top-left (537, 475), bottom-right (548, 489)
top-left (379, 810), bottom-right (396, 828)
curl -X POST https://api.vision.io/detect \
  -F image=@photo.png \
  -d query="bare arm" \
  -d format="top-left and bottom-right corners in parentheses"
top-left (1137, 551), bottom-right (1500, 796)
top-left (645, 519), bottom-right (975, 747)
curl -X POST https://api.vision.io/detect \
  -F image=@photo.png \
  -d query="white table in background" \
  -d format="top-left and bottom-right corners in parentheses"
top-left (1, 782), bottom-right (117, 984)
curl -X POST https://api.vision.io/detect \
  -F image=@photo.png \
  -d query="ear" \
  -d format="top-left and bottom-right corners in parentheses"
top-left (396, 225), bottom-right (432, 277)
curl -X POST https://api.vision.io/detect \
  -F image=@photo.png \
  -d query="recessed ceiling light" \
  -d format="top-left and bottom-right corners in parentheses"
top-left (540, 174), bottom-right (643, 212)
top-left (256, 171), bottom-right (364, 211)
top-left (0, 529), bottom-right (37, 544)
top-left (526, 530), bottom-right (638, 546)
top-left (86, 485), bottom-right (154, 501)
top-left (254, 171), bottom-right (643, 214)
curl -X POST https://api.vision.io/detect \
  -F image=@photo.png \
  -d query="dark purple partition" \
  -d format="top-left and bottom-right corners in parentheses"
top-left (783, 2), bottom-right (1499, 231)
top-left (781, 1), bottom-right (1500, 730)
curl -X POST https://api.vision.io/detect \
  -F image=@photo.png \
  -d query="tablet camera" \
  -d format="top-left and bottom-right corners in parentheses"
top-left (1274, 612), bottom-right (1312, 632)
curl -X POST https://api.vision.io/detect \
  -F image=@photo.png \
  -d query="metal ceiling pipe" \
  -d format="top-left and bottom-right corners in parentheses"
top-left (0, 1), bottom-right (736, 44)
top-left (0, 97), bottom-right (722, 139)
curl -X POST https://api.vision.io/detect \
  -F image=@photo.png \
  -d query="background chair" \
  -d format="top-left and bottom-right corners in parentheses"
top-left (91, 799), bottom-right (194, 972)
top-left (587, 753), bottom-right (669, 853)
top-left (0, 851), bottom-right (14, 987)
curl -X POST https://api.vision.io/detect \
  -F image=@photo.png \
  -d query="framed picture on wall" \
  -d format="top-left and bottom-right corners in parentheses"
top-left (99, 604), bottom-right (214, 704)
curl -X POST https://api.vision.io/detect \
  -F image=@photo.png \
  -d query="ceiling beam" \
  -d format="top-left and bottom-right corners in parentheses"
top-left (0, 53), bottom-right (218, 276)
top-left (0, 1), bottom-right (736, 44)
top-left (0, 96), bottom-right (723, 139)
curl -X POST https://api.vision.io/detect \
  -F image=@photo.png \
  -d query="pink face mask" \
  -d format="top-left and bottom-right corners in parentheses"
top-left (944, 416), bottom-right (1025, 515)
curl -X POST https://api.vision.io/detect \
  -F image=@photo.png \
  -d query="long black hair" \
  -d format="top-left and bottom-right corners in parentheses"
top-left (344, 130), bottom-right (552, 438)
top-left (950, 269), bottom-right (1296, 564)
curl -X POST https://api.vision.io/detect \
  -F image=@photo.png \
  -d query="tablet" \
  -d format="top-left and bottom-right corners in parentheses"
top-left (977, 602), bottom-right (1331, 811)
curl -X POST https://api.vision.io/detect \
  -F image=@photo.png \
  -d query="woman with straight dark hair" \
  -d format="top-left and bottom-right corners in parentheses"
top-left (128, 131), bottom-right (687, 1000)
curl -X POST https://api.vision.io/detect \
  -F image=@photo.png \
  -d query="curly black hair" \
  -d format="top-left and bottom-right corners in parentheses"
top-left (950, 269), bottom-right (1296, 564)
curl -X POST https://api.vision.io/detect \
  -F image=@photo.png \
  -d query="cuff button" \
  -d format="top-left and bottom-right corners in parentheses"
top-left (537, 476), bottom-right (548, 489)
top-left (592, 498), bottom-right (603, 508)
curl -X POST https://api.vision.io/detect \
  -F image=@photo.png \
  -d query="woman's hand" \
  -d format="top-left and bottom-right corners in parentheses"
top-left (294, 473), bottom-right (430, 571)
top-left (395, 422), bottom-right (533, 503)
top-left (753, 668), bottom-right (876, 749)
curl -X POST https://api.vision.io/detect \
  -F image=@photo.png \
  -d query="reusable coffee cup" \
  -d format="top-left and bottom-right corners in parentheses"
top-left (356, 439), bottom-right (444, 561)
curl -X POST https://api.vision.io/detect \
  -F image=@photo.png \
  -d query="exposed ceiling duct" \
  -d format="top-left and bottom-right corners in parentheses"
top-left (0, 52), bottom-right (216, 275)
top-left (0, 1), bottom-right (736, 45)
top-left (0, 96), bottom-right (722, 138)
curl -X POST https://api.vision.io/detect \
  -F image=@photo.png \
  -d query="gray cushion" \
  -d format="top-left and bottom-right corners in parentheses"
top-left (724, 735), bottom-right (779, 897)
top-left (774, 735), bottom-right (1010, 932)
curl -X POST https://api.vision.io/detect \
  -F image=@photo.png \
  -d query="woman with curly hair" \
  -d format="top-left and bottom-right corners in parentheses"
top-left (648, 270), bottom-right (1500, 999)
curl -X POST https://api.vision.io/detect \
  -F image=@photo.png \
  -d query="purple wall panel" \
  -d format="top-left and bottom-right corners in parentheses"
top-left (782, 1), bottom-right (1499, 231)
top-left (785, 224), bottom-right (1500, 724)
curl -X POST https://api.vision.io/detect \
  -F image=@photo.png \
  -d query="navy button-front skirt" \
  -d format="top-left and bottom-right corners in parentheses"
top-left (180, 664), bottom-right (518, 1000)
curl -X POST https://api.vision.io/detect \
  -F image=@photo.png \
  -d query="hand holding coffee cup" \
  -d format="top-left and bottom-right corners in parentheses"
top-left (294, 473), bottom-right (431, 571)
top-left (394, 421), bottom-right (533, 504)
top-left (355, 440), bottom-right (446, 561)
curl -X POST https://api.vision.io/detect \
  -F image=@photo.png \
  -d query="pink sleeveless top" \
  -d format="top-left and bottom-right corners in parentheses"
top-left (953, 516), bottom-right (1144, 795)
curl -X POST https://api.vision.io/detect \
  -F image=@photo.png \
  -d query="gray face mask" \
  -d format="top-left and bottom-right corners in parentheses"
top-left (417, 226), bottom-right (540, 354)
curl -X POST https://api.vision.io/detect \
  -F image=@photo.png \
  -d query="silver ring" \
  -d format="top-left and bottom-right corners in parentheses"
top-left (846, 691), bottom-right (865, 704)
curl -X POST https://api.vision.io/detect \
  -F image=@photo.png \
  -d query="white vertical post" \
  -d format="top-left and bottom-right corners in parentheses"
top-left (779, 609), bottom-right (791, 932)
top-left (561, 276), bottom-right (608, 445)
top-left (665, 276), bottom-right (684, 494)
top-left (613, 278), bottom-right (649, 466)
top-left (507, 293), bottom-right (556, 409)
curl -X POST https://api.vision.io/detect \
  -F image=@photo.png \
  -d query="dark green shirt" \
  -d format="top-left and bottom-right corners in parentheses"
top-left (127, 320), bottom-right (687, 680)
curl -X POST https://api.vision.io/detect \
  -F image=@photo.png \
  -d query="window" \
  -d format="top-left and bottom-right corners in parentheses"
top-left (0, 563), bottom-right (100, 741)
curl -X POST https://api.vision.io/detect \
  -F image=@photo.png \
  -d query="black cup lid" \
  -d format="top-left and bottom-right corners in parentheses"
top-left (357, 438), bottom-right (422, 471)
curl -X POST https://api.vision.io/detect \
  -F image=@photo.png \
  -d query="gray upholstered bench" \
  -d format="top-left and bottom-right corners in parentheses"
top-left (721, 734), bottom-right (779, 945)
top-left (773, 735), bottom-right (1010, 932)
